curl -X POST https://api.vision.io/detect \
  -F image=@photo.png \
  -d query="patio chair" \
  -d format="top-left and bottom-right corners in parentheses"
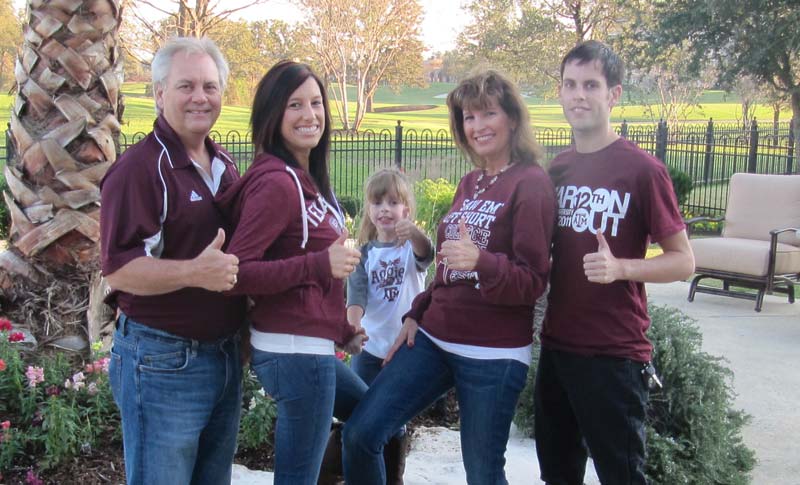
top-left (686, 173), bottom-right (800, 312)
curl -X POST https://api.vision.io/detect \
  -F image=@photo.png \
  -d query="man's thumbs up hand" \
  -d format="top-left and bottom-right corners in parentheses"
top-left (583, 230), bottom-right (621, 284)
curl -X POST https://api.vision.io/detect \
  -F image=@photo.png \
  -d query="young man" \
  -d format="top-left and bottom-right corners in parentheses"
top-left (535, 40), bottom-right (695, 485)
top-left (100, 38), bottom-right (245, 485)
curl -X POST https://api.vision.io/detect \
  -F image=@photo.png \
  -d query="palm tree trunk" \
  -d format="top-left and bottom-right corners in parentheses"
top-left (0, 0), bottom-right (123, 348)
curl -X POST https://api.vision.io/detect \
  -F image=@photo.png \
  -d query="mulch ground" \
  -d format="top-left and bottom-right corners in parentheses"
top-left (2, 391), bottom-right (460, 484)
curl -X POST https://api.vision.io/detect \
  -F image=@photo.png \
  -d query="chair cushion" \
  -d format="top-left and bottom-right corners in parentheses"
top-left (723, 173), bottom-right (800, 246)
top-left (691, 237), bottom-right (800, 276)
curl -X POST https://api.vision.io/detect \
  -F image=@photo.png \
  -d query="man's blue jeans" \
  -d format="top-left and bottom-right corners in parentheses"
top-left (250, 349), bottom-right (339, 485)
top-left (343, 332), bottom-right (528, 485)
top-left (108, 314), bottom-right (242, 485)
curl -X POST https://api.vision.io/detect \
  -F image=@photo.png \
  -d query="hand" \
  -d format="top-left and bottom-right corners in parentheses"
top-left (383, 317), bottom-right (418, 366)
top-left (395, 219), bottom-right (418, 247)
top-left (192, 229), bottom-right (240, 292)
top-left (583, 231), bottom-right (623, 284)
top-left (343, 326), bottom-right (368, 355)
top-left (439, 218), bottom-right (479, 271)
top-left (329, 229), bottom-right (361, 279)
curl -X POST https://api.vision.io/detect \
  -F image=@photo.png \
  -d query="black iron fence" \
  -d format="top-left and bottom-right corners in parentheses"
top-left (4, 118), bottom-right (797, 216)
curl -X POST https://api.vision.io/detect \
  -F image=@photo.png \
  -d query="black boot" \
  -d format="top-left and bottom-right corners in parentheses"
top-left (318, 422), bottom-right (344, 485)
top-left (383, 433), bottom-right (408, 485)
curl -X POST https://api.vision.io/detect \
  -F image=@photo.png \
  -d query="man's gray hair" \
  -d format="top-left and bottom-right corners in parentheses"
top-left (151, 37), bottom-right (229, 113)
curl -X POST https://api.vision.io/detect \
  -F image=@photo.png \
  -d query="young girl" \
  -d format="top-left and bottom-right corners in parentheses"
top-left (347, 168), bottom-right (433, 383)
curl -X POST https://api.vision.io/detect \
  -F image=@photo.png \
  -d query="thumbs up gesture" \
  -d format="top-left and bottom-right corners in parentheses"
top-left (439, 217), bottom-right (480, 271)
top-left (583, 231), bottom-right (621, 284)
top-left (193, 228), bottom-right (240, 291)
top-left (329, 228), bottom-right (362, 279)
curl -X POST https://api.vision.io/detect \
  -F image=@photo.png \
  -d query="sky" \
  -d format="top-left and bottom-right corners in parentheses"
top-left (11, 0), bottom-right (470, 54)
top-left (221, 0), bottom-right (470, 54)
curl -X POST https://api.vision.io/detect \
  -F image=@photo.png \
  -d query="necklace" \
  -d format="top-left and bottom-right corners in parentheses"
top-left (472, 163), bottom-right (511, 199)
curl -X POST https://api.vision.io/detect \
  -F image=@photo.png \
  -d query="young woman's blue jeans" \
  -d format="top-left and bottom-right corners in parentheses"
top-left (250, 349), bottom-right (339, 485)
top-left (343, 332), bottom-right (528, 485)
top-left (109, 315), bottom-right (242, 485)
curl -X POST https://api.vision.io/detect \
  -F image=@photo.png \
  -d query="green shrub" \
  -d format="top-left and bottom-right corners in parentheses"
top-left (513, 304), bottom-right (756, 484)
top-left (337, 194), bottom-right (361, 219)
top-left (668, 166), bottom-right (694, 208)
top-left (238, 368), bottom-right (277, 451)
top-left (414, 178), bottom-right (456, 236)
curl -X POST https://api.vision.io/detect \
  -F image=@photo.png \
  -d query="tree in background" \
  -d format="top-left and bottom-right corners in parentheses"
top-left (0, 0), bottom-right (123, 348)
top-left (212, 18), bottom-right (313, 105)
top-left (540, 0), bottom-right (618, 44)
top-left (120, 0), bottom-right (273, 103)
top-left (609, 0), bottom-right (713, 124)
top-left (127, 0), bottom-right (265, 40)
top-left (300, 0), bottom-right (425, 131)
top-left (0, 0), bottom-right (21, 91)
top-left (650, 0), bottom-right (800, 171)
top-left (457, 0), bottom-right (571, 96)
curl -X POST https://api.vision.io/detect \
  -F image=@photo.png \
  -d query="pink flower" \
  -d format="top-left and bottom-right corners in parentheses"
top-left (46, 385), bottom-right (61, 396)
top-left (1, 420), bottom-right (10, 430)
top-left (335, 351), bottom-right (346, 361)
top-left (0, 359), bottom-right (6, 372)
top-left (25, 366), bottom-right (44, 388)
top-left (85, 357), bottom-right (110, 374)
top-left (8, 332), bottom-right (24, 342)
top-left (25, 468), bottom-right (43, 485)
top-left (0, 318), bottom-right (11, 332)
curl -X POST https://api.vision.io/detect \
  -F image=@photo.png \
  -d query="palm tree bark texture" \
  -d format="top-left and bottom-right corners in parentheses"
top-left (0, 0), bottom-right (123, 344)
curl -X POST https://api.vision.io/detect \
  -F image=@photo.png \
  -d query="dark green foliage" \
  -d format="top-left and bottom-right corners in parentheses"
top-left (512, 343), bottom-right (539, 436)
top-left (645, 305), bottom-right (755, 484)
top-left (668, 166), bottom-right (693, 208)
top-left (238, 368), bottom-right (277, 451)
top-left (513, 304), bottom-right (755, 484)
top-left (337, 194), bottom-right (361, 218)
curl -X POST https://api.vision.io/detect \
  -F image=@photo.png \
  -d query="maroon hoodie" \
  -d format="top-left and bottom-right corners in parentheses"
top-left (216, 153), bottom-right (356, 346)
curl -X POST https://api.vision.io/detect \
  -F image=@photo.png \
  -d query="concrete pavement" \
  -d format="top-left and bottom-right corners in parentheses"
top-left (647, 280), bottom-right (800, 485)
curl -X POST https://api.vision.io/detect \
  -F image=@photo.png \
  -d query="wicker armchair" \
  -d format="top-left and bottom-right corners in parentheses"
top-left (686, 173), bottom-right (800, 312)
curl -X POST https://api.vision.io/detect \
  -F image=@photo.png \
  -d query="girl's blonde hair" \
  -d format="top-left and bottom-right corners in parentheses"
top-left (446, 69), bottom-right (543, 168)
top-left (357, 169), bottom-right (416, 245)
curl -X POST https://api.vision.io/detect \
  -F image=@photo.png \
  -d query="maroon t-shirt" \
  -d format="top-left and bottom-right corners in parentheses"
top-left (543, 137), bottom-right (685, 362)
top-left (405, 162), bottom-right (555, 348)
top-left (100, 116), bottom-right (246, 341)
top-left (215, 153), bottom-right (356, 346)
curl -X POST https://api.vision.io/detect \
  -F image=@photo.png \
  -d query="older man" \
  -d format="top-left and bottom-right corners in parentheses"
top-left (100, 37), bottom-right (245, 485)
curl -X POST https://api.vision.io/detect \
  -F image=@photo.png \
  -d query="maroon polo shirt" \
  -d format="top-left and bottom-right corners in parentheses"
top-left (100, 116), bottom-right (245, 341)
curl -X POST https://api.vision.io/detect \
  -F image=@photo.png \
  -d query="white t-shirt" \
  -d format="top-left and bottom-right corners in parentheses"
top-left (347, 240), bottom-right (432, 358)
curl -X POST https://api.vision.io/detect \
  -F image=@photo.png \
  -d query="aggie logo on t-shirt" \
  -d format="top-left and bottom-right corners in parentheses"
top-left (556, 185), bottom-right (630, 236)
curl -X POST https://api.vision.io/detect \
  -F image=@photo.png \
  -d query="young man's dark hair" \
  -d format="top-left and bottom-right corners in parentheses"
top-left (560, 40), bottom-right (625, 87)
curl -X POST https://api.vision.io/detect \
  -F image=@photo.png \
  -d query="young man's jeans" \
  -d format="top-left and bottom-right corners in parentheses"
top-left (534, 347), bottom-right (649, 485)
top-left (343, 332), bottom-right (528, 485)
top-left (250, 349), bottom-right (341, 484)
top-left (108, 314), bottom-right (242, 485)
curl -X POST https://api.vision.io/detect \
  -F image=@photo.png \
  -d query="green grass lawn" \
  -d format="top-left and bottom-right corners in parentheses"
top-left (0, 82), bottom-right (791, 140)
